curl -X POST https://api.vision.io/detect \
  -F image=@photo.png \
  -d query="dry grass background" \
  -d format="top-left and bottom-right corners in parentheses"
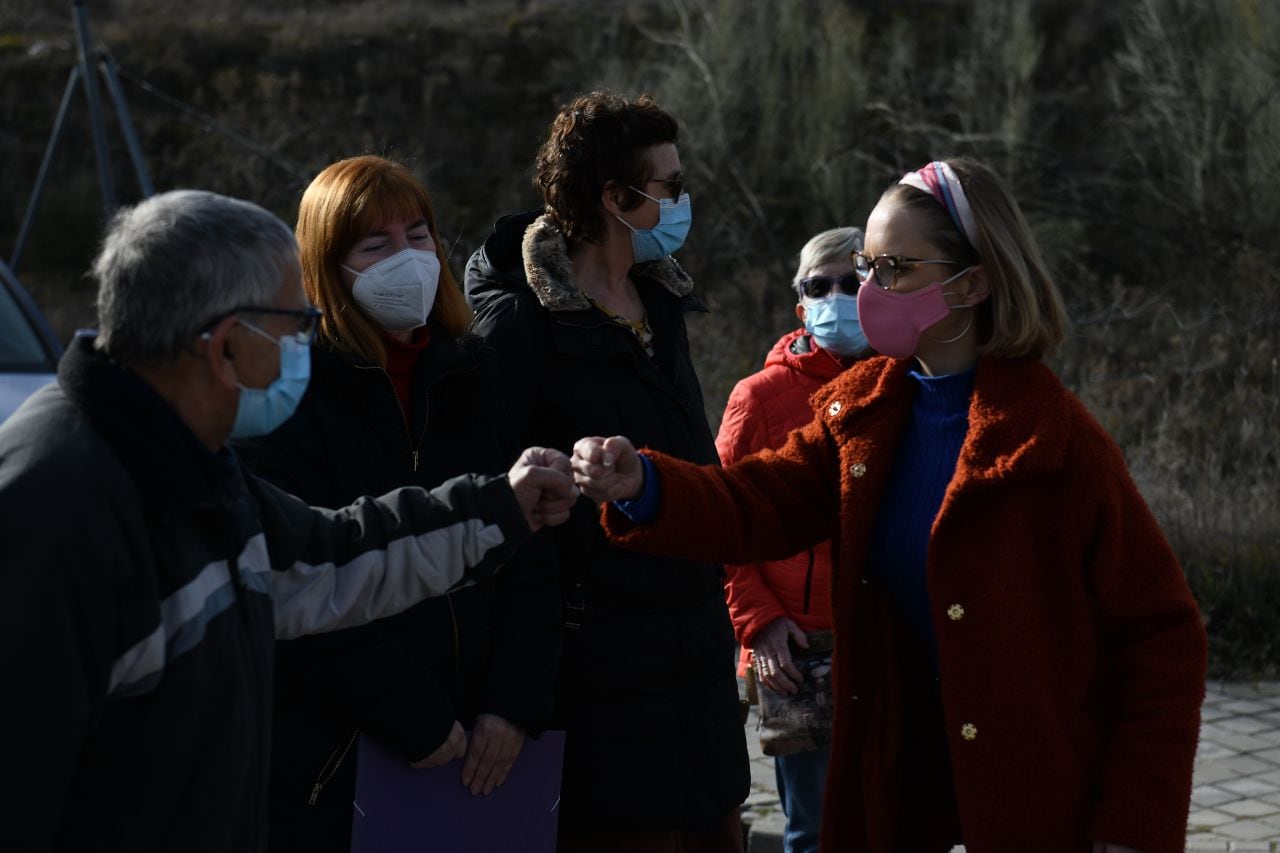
top-left (1, 0), bottom-right (1276, 675)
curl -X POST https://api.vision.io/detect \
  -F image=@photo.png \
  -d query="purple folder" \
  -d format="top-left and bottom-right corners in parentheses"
top-left (351, 730), bottom-right (566, 853)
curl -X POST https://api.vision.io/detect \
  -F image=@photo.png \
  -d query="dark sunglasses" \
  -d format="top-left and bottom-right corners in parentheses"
top-left (644, 176), bottom-right (686, 200)
top-left (797, 272), bottom-right (861, 299)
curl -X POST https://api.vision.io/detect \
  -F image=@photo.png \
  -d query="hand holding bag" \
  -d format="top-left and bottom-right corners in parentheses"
top-left (751, 630), bottom-right (835, 757)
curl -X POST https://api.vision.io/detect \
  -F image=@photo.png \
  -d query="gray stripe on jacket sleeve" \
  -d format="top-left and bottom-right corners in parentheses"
top-left (108, 535), bottom-right (272, 697)
top-left (108, 622), bottom-right (166, 698)
top-left (270, 517), bottom-right (505, 640)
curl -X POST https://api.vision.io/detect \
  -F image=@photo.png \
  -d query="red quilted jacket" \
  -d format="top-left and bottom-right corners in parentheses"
top-left (604, 355), bottom-right (1207, 853)
top-left (715, 329), bottom-right (852, 673)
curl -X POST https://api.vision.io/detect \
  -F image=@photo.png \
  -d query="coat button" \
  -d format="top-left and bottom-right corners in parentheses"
top-left (961, 723), bottom-right (978, 741)
top-left (947, 604), bottom-right (965, 621)
top-left (850, 462), bottom-right (866, 478)
top-left (827, 401), bottom-right (842, 416)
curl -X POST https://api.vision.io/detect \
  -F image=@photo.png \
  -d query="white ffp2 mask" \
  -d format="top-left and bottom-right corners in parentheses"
top-left (343, 248), bottom-right (441, 332)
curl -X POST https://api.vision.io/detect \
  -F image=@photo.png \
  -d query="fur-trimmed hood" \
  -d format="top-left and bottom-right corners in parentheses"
top-left (467, 211), bottom-right (695, 313)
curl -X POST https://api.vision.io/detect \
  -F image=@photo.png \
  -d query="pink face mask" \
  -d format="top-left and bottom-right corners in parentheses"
top-left (855, 268), bottom-right (974, 359)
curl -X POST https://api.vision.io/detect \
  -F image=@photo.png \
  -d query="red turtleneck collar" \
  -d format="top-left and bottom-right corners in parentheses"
top-left (382, 326), bottom-right (431, 416)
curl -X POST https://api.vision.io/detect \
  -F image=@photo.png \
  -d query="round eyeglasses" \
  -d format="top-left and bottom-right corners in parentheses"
top-left (851, 251), bottom-right (957, 290)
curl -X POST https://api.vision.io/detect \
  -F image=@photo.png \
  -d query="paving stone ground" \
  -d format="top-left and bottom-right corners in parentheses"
top-left (739, 681), bottom-right (1280, 852)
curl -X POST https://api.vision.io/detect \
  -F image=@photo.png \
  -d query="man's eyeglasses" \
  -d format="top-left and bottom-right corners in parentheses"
top-left (797, 272), bottom-right (861, 299)
top-left (851, 251), bottom-right (956, 290)
top-left (202, 305), bottom-right (324, 342)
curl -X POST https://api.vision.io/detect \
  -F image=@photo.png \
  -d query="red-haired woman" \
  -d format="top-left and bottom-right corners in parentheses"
top-left (235, 155), bottom-right (561, 853)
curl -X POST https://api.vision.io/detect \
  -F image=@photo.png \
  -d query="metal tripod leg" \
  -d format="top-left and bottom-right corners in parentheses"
top-left (72, 0), bottom-right (117, 215)
top-left (98, 49), bottom-right (154, 198)
top-left (11, 1), bottom-right (157, 274)
top-left (9, 67), bottom-right (80, 275)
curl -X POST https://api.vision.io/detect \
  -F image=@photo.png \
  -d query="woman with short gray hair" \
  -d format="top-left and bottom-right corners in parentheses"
top-left (717, 225), bottom-right (870, 853)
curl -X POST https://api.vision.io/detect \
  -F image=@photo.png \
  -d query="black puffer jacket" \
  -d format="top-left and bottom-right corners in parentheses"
top-left (464, 211), bottom-right (749, 832)
top-left (234, 324), bottom-right (560, 853)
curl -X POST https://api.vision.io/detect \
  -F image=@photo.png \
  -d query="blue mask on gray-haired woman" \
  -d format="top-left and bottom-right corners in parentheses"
top-left (804, 293), bottom-right (868, 356)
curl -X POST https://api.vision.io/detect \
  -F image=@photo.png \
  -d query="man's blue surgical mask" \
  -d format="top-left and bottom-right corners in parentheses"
top-left (615, 188), bottom-right (692, 264)
top-left (804, 293), bottom-right (868, 357)
top-left (228, 320), bottom-right (311, 439)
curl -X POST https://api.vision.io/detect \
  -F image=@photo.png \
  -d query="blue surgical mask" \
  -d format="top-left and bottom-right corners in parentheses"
top-left (615, 188), bottom-right (692, 263)
top-left (229, 321), bottom-right (311, 439)
top-left (804, 293), bottom-right (868, 357)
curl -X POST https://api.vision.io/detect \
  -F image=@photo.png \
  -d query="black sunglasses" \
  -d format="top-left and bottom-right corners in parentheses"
top-left (645, 176), bottom-right (686, 200)
top-left (797, 272), bottom-right (861, 299)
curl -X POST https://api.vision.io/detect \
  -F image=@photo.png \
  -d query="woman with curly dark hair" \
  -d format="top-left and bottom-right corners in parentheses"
top-left (464, 92), bottom-right (749, 853)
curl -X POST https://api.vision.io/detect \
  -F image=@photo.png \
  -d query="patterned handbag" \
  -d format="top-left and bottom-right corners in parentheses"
top-left (752, 630), bottom-right (836, 757)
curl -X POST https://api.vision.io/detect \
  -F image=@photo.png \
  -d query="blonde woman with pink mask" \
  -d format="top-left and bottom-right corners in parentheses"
top-left (572, 158), bottom-right (1207, 853)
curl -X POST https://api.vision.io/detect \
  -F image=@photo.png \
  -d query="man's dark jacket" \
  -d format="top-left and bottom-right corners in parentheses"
top-left (0, 335), bottom-right (530, 853)
top-left (234, 326), bottom-right (560, 852)
top-left (464, 211), bottom-right (749, 832)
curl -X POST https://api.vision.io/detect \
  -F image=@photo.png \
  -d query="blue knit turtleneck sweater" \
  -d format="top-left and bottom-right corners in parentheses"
top-left (866, 366), bottom-right (976, 666)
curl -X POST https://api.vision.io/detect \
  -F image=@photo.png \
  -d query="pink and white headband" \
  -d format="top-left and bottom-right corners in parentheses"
top-left (899, 161), bottom-right (978, 250)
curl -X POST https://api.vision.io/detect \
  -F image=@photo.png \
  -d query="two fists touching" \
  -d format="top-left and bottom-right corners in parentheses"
top-left (508, 437), bottom-right (644, 531)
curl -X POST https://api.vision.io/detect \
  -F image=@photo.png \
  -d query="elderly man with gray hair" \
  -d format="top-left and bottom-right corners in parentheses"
top-left (0, 190), bottom-right (577, 853)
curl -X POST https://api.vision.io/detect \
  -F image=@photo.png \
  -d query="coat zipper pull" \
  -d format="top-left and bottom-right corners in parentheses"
top-left (309, 728), bottom-right (360, 807)
top-left (412, 449), bottom-right (419, 472)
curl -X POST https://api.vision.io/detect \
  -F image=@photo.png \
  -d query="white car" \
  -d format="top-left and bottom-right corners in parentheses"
top-left (0, 261), bottom-right (61, 424)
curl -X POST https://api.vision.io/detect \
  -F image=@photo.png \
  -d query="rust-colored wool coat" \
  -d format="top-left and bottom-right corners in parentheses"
top-left (604, 355), bottom-right (1207, 853)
